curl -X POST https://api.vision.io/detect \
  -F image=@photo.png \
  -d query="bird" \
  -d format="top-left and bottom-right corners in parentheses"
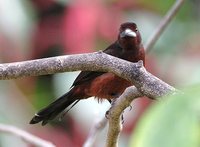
top-left (30, 22), bottom-right (145, 125)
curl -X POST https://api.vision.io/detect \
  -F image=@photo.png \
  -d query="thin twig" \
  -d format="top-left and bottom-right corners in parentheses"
top-left (83, 116), bottom-right (107, 147)
top-left (145, 0), bottom-right (185, 52)
top-left (0, 124), bottom-right (55, 147)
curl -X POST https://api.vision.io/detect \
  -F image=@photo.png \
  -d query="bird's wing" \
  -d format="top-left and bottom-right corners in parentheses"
top-left (71, 71), bottom-right (105, 87)
top-left (71, 41), bottom-right (122, 87)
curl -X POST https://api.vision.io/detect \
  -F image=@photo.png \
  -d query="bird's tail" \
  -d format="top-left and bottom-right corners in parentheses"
top-left (30, 89), bottom-right (79, 125)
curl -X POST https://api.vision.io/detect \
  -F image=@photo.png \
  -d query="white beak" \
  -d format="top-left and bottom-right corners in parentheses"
top-left (120, 28), bottom-right (137, 38)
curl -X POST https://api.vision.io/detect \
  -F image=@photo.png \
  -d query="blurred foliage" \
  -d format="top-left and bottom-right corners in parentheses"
top-left (139, 0), bottom-right (192, 19)
top-left (130, 85), bottom-right (200, 147)
top-left (140, 0), bottom-right (175, 14)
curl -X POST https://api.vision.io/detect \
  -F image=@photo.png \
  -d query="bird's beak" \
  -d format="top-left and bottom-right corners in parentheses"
top-left (120, 28), bottom-right (137, 38)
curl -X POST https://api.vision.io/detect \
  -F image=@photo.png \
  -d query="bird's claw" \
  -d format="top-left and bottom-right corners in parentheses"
top-left (105, 110), bottom-right (110, 119)
top-left (128, 105), bottom-right (132, 111)
top-left (121, 111), bottom-right (124, 124)
top-left (105, 110), bottom-right (125, 125)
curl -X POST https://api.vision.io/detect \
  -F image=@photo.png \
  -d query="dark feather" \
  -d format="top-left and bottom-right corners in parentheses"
top-left (30, 90), bottom-right (77, 125)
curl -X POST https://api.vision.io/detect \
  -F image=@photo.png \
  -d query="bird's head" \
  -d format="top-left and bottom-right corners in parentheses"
top-left (118, 22), bottom-right (142, 50)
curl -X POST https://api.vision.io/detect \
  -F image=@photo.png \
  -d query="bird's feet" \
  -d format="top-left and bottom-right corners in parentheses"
top-left (105, 101), bottom-right (132, 124)
top-left (105, 110), bottom-right (110, 119)
top-left (105, 109), bottom-right (125, 124)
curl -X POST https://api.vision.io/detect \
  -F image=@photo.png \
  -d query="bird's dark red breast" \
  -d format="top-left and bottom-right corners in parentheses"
top-left (30, 22), bottom-right (145, 125)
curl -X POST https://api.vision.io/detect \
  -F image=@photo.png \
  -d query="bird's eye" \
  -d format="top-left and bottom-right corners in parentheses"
top-left (135, 28), bottom-right (138, 32)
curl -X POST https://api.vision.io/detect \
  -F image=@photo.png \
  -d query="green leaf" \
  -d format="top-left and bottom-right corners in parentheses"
top-left (129, 85), bottom-right (200, 147)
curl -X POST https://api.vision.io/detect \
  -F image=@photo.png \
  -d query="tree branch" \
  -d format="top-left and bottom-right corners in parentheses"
top-left (145, 0), bottom-right (185, 52)
top-left (0, 52), bottom-right (176, 97)
top-left (106, 86), bottom-right (142, 147)
top-left (0, 124), bottom-right (55, 147)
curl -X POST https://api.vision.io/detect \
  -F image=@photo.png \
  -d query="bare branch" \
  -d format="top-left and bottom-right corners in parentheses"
top-left (0, 52), bottom-right (176, 98)
top-left (106, 86), bottom-right (142, 147)
top-left (0, 123), bottom-right (55, 147)
top-left (0, 52), bottom-right (121, 79)
top-left (145, 0), bottom-right (185, 52)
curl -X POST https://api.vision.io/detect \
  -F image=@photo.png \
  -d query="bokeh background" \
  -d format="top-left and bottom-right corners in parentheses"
top-left (0, 0), bottom-right (200, 147)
